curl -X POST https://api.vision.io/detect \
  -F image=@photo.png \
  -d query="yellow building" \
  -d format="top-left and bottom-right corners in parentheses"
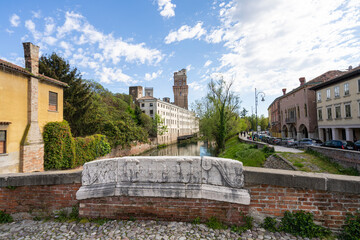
top-left (310, 66), bottom-right (360, 142)
top-left (0, 42), bottom-right (67, 174)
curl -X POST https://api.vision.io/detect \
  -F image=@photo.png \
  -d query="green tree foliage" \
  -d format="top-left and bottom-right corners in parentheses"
top-left (154, 114), bottom-right (168, 136)
top-left (193, 78), bottom-right (240, 153)
top-left (39, 53), bottom-right (93, 137)
top-left (39, 53), bottom-right (153, 148)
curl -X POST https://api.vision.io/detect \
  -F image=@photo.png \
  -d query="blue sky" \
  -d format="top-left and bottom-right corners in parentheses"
top-left (1, 0), bottom-right (360, 116)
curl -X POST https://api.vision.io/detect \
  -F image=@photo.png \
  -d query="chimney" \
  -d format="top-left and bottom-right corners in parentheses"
top-left (299, 77), bottom-right (306, 86)
top-left (348, 65), bottom-right (353, 71)
top-left (23, 42), bottom-right (40, 75)
top-left (282, 88), bottom-right (286, 95)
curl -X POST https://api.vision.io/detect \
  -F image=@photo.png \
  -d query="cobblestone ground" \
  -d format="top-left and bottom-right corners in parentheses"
top-left (0, 219), bottom-right (324, 240)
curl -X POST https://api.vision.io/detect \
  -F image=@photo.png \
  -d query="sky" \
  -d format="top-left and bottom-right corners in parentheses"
top-left (1, 0), bottom-right (360, 116)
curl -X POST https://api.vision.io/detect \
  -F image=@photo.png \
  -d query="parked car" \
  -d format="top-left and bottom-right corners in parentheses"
top-left (345, 141), bottom-right (355, 150)
top-left (297, 138), bottom-right (315, 148)
top-left (321, 140), bottom-right (333, 147)
top-left (355, 140), bottom-right (360, 151)
top-left (311, 139), bottom-right (323, 146)
top-left (322, 140), bottom-right (354, 150)
top-left (272, 138), bottom-right (282, 145)
top-left (280, 138), bottom-right (296, 147)
top-left (286, 139), bottom-right (297, 147)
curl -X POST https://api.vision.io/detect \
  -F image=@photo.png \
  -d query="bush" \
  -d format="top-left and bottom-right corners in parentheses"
top-left (43, 121), bottom-right (76, 170)
top-left (44, 121), bottom-right (111, 170)
top-left (262, 217), bottom-right (278, 232)
top-left (279, 211), bottom-right (331, 238)
top-left (339, 212), bottom-right (360, 240)
top-left (75, 134), bottom-right (111, 167)
top-left (0, 210), bottom-right (13, 223)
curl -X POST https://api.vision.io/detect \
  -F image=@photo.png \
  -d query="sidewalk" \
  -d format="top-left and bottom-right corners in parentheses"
top-left (239, 135), bottom-right (303, 153)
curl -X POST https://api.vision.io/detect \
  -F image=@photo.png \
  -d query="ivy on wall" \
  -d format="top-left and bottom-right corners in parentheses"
top-left (43, 121), bottom-right (111, 170)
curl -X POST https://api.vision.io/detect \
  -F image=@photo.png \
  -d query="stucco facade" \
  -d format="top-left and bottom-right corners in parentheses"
top-left (273, 71), bottom-right (342, 140)
top-left (0, 42), bottom-right (67, 174)
top-left (138, 96), bottom-right (199, 144)
top-left (310, 67), bottom-right (360, 142)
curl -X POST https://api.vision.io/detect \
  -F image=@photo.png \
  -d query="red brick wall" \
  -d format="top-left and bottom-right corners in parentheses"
top-left (0, 180), bottom-right (359, 230)
top-left (0, 183), bottom-right (80, 214)
top-left (79, 196), bottom-right (249, 225)
top-left (20, 144), bottom-right (44, 173)
top-left (247, 184), bottom-right (360, 229)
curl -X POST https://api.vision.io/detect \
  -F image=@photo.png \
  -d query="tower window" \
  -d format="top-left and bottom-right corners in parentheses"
top-left (180, 91), bottom-right (182, 96)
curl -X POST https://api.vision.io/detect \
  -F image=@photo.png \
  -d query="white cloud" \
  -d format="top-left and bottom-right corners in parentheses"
top-left (21, 11), bottom-right (164, 84)
top-left (144, 70), bottom-right (163, 81)
top-left (10, 14), bottom-right (20, 27)
top-left (157, 0), bottom-right (176, 18)
top-left (208, 0), bottom-right (360, 96)
top-left (165, 22), bottom-right (207, 44)
top-left (97, 67), bottom-right (134, 84)
top-left (186, 64), bottom-right (193, 71)
top-left (188, 81), bottom-right (203, 91)
top-left (204, 60), bottom-right (212, 67)
top-left (5, 29), bottom-right (14, 34)
top-left (25, 20), bottom-right (41, 40)
top-left (32, 10), bottom-right (41, 19)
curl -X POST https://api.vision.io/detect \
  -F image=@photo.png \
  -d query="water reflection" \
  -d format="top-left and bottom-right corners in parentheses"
top-left (141, 141), bottom-right (215, 157)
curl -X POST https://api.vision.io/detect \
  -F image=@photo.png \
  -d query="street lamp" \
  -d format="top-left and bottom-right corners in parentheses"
top-left (255, 88), bottom-right (265, 140)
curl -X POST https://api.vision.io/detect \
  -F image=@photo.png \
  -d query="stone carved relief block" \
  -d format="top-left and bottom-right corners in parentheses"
top-left (82, 159), bottom-right (118, 186)
top-left (118, 157), bottom-right (201, 184)
top-left (201, 156), bottom-right (244, 188)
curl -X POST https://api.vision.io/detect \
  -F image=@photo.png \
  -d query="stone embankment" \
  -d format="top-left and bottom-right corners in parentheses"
top-left (0, 219), bottom-right (321, 240)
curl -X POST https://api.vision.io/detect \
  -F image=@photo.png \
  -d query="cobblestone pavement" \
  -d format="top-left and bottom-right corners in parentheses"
top-left (0, 219), bottom-right (322, 240)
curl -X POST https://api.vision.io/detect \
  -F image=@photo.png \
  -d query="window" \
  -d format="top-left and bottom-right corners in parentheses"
top-left (345, 103), bottom-right (351, 118)
top-left (334, 86), bottom-right (340, 98)
top-left (150, 110), bottom-right (153, 115)
top-left (180, 91), bottom-right (182, 96)
top-left (141, 103), bottom-right (144, 107)
top-left (304, 104), bottom-right (308, 117)
top-left (335, 105), bottom-right (341, 119)
top-left (0, 130), bottom-right (6, 154)
top-left (326, 89), bottom-right (331, 99)
top-left (344, 83), bottom-right (349, 96)
top-left (358, 79), bottom-right (360, 93)
top-left (317, 109), bottom-right (322, 120)
top-left (150, 103), bottom-right (153, 107)
top-left (297, 106), bottom-right (300, 118)
top-left (49, 92), bottom-right (58, 111)
top-left (358, 101), bottom-right (360, 117)
top-left (327, 107), bottom-right (332, 120)
top-left (317, 92), bottom-right (321, 102)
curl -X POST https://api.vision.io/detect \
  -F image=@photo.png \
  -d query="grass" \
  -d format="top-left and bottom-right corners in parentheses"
top-left (219, 136), bottom-right (267, 167)
top-left (278, 150), bottom-right (359, 176)
top-left (220, 136), bottom-right (359, 176)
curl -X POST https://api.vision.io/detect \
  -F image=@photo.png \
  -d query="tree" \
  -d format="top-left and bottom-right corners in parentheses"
top-left (240, 107), bottom-right (248, 118)
top-left (39, 53), bottom-right (93, 136)
top-left (192, 78), bottom-right (241, 153)
top-left (153, 114), bottom-right (168, 136)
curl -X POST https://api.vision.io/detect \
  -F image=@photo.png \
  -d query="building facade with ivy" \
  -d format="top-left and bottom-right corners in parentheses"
top-left (0, 42), bottom-right (67, 174)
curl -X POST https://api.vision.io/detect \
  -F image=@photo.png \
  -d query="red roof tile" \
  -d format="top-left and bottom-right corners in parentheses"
top-left (0, 58), bottom-right (68, 87)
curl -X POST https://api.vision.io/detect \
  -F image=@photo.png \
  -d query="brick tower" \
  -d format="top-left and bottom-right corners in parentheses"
top-left (173, 69), bottom-right (188, 109)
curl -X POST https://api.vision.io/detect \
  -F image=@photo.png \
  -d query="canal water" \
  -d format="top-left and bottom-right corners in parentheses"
top-left (141, 141), bottom-right (215, 157)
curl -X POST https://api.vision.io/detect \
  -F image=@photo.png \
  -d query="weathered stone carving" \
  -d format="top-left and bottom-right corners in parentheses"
top-left (77, 156), bottom-right (250, 205)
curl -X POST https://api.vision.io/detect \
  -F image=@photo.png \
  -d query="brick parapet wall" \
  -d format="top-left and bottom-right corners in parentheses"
top-left (0, 167), bottom-right (359, 230)
top-left (80, 196), bottom-right (248, 225)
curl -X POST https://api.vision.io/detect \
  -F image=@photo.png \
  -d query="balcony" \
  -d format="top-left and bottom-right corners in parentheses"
top-left (285, 117), bottom-right (296, 124)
